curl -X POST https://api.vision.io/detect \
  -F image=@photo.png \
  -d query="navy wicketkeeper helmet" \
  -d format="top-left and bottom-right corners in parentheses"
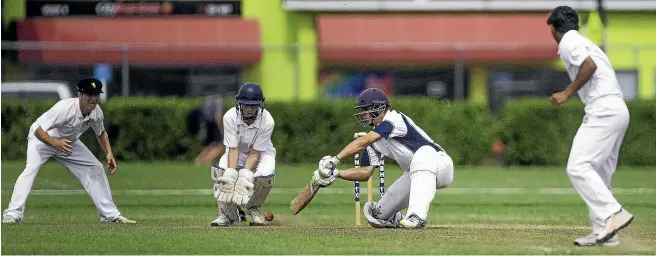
top-left (235, 82), bottom-right (265, 123)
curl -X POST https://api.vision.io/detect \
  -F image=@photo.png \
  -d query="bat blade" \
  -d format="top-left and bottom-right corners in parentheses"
top-left (290, 181), bottom-right (321, 215)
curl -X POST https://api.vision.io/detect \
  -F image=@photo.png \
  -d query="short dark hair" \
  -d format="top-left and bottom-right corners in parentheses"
top-left (547, 6), bottom-right (579, 34)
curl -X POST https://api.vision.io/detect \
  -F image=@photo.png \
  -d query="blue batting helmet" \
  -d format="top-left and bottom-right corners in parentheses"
top-left (354, 88), bottom-right (390, 127)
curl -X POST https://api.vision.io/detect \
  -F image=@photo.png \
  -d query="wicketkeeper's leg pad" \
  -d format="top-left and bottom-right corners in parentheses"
top-left (246, 176), bottom-right (275, 211)
top-left (210, 164), bottom-right (241, 222)
top-left (211, 164), bottom-right (224, 200)
top-left (218, 201), bottom-right (243, 222)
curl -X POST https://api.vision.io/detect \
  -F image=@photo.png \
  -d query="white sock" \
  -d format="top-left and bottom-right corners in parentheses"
top-left (406, 170), bottom-right (437, 220)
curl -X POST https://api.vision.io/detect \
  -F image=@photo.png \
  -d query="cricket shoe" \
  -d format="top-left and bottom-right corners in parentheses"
top-left (575, 233), bottom-right (619, 247)
top-left (210, 214), bottom-right (232, 227)
top-left (2, 215), bottom-right (20, 224)
top-left (247, 206), bottom-right (266, 226)
top-left (399, 214), bottom-right (426, 229)
top-left (597, 209), bottom-right (633, 243)
top-left (104, 215), bottom-right (137, 224)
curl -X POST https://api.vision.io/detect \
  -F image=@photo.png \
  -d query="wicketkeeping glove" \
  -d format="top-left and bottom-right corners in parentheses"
top-left (232, 169), bottom-right (255, 206)
top-left (216, 168), bottom-right (238, 203)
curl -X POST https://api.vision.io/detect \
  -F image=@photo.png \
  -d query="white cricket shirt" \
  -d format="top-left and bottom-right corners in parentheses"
top-left (28, 98), bottom-right (105, 142)
top-left (222, 107), bottom-right (276, 157)
top-left (360, 110), bottom-right (444, 171)
top-left (558, 30), bottom-right (623, 105)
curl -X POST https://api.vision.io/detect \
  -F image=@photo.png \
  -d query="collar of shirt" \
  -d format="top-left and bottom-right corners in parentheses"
top-left (557, 30), bottom-right (580, 55)
top-left (372, 110), bottom-right (393, 128)
top-left (235, 115), bottom-right (262, 128)
top-left (74, 99), bottom-right (97, 121)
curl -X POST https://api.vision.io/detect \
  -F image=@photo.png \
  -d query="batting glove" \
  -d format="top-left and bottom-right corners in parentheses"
top-left (319, 155), bottom-right (340, 173)
top-left (312, 169), bottom-right (336, 188)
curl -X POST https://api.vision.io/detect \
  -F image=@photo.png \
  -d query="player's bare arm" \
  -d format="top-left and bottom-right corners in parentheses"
top-left (223, 111), bottom-right (239, 170)
top-left (336, 165), bottom-right (376, 182)
top-left (216, 116), bottom-right (224, 135)
top-left (551, 57), bottom-right (598, 106)
top-left (336, 131), bottom-right (382, 161)
top-left (34, 126), bottom-right (71, 156)
top-left (96, 131), bottom-right (117, 174)
top-left (227, 147), bottom-right (239, 169)
top-left (243, 149), bottom-right (261, 171)
top-left (566, 57), bottom-right (597, 94)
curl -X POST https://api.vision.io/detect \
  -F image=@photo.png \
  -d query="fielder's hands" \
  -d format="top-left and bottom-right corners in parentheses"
top-left (232, 169), bottom-right (255, 205)
top-left (52, 138), bottom-right (72, 156)
top-left (106, 153), bottom-right (117, 175)
top-left (216, 168), bottom-right (239, 203)
top-left (550, 91), bottom-right (569, 107)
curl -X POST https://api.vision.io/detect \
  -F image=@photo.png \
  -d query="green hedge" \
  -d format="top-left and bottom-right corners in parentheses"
top-left (270, 98), bottom-right (497, 165)
top-left (499, 98), bottom-right (656, 166)
top-left (1, 98), bottom-right (205, 162)
top-left (2, 97), bottom-right (655, 166)
top-left (1, 97), bottom-right (496, 165)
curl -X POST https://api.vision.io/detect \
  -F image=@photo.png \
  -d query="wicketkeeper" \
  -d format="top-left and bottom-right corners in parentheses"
top-left (210, 82), bottom-right (277, 227)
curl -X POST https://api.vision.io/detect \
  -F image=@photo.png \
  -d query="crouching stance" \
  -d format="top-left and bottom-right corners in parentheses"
top-left (2, 78), bottom-right (135, 224)
top-left (313, 88), bottom-right (454, 228)
top-left (210, 83), bottom-right (276, 227)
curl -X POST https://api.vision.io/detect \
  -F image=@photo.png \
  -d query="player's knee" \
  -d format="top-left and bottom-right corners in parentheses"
top-left (364, 201), bottom-right (401, 228)
top-left (82, 160), bottom-right (106, 182)
top-left (23, 163), bottom-right (42, 174)
top-left (375, 197), bottom-right (402, 220)
top-left (436, 155), bottom-right (454, 189)
top-left (437, 168), bottom-right (453, 189)
top-left (566, 161), bottom-right (593, 177)
top-left (91, 160), bottom-right (103, 171)
top-left (373, 203), bottom-right (390, 219)
top-left (254, 165), bottom-right (275, 178)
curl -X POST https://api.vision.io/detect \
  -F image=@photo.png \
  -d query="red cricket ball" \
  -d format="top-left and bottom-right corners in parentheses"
top-left (265, 211), bottom-right (274, 221)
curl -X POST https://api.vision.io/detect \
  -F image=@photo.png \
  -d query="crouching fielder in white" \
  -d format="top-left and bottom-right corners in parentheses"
top-left (210, 83), bottom-right (276, 227)
top-left (547, 6), bottom-right (633, 247)
top-left (314, 88), bottom-right (454, 229)
top-left (2, 78), bottom-right (135, 224)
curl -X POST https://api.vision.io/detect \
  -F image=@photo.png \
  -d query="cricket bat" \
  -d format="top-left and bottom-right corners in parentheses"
top-left (290, 179), bottom-right (321, 215)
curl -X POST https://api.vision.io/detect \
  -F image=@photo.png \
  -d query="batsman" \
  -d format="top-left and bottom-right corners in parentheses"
top-left (210, 82), bottom-right (276, 227)
top-left (313, 88), bottom-right (454, 228)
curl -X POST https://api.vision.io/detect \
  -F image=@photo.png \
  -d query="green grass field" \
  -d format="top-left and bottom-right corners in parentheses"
top-left (1, 161), bottom-right (655, 255)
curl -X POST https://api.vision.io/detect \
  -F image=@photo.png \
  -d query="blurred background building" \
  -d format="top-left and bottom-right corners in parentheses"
top-left (2, 0), bottom-right (656, 113)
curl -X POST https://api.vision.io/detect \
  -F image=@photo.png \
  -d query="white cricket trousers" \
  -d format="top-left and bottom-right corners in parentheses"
top-left (567, 95), bottom-right (629, 234)
top-left (375, 146), bottom-right (454, 220)
top-left (217, 151), bottom-right (276, 178)
top-left (3, 138), bottom-right (121, 221)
